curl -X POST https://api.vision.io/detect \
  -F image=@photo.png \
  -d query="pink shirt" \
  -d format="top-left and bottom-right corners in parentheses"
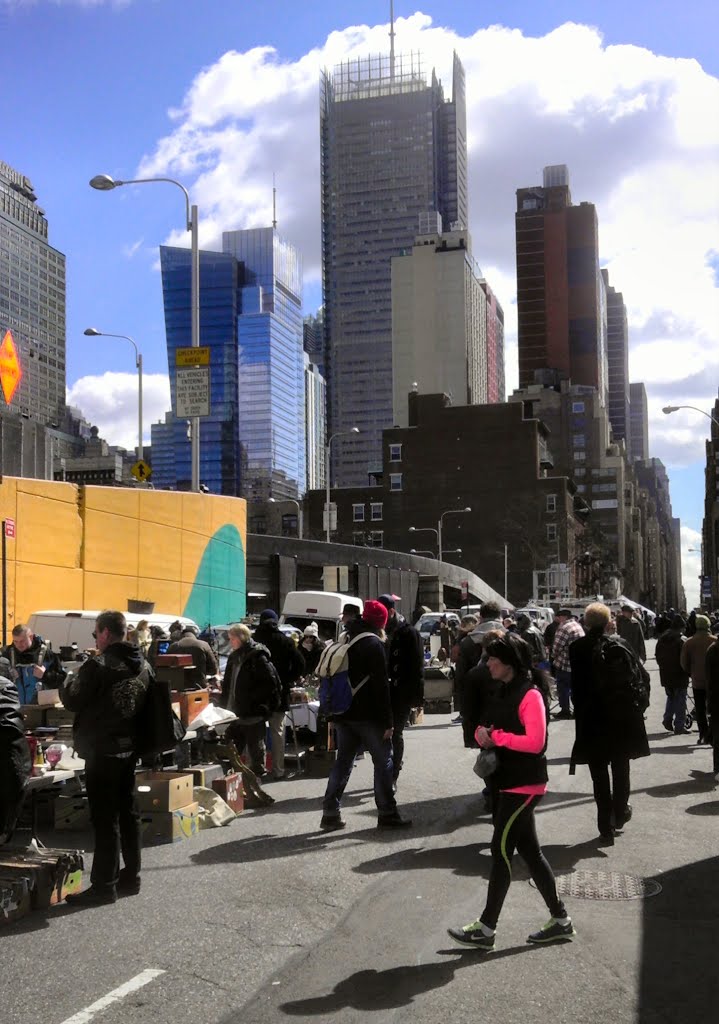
top-left (476, 688), bottom-right (548, 795)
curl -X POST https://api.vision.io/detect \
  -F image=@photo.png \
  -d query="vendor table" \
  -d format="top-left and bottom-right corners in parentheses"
top-left (21, 771), bottom-right (77, 847)
top-left (285, 701), bottom-right (319, 733)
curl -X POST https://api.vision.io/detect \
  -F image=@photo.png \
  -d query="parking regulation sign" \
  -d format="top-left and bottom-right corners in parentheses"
top-left (175, 366), bottom-right (210, 418)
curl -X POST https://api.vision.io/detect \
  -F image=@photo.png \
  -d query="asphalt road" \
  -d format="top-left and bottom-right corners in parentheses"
top-left (3, 641), bottom-right (718, 1024)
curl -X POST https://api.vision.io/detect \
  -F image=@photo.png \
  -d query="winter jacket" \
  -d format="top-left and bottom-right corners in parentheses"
top-left (519, 625), bottom-right (547, 665)
top-left (299, 638), bottom-right (325, 677)
top-left (385, 614), bottom-right (424, 710)
top-left (655, 629), bottom-right (689, 690)
top-left (680, 631), bottom-right (715, 690)
top-left (341, 620), bottom-right (393, 731)
top-left (221, 641), bottom-right (280, 720)
top-left (0, 671), bottom-right (31, 837)
top-left (705, 643), bottom-right (719, 716)
top-left (455, 619), bottom-right (504, 687)
top-left (59, 642), bottom-right (151, 758)
top-left (168, 632), bottom-right (218, 688)
top-left (252, 622), bottom-right (305, 710)
top-left (461, 658), bottom-right (501, 748)
top-left (616, 617), bottom-right (647, 663)
top-left (569, 629), bottom-right (650, 764)
top-left (1, 635), bottom-right (67, 691)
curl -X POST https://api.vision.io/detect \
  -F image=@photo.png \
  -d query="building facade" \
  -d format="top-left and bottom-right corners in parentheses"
top-left (602, 270), bottom-right (630, 449)
top-left (629, 382), bottom-right (649, 461)
top-left (321, 50), bottom-right (468, 485)
top-left (701, 395), bottom-right (719, 608)
top-left (0, 160), bottom-right (66, 428)
top-left (304, 353), bottom-right (326, 491)
top-left (482, 278), bottom-right (505, 403)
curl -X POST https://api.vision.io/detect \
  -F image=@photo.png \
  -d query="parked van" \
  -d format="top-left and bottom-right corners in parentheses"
top-left (280, 591), bottom-right (363, 643)
top-left (27, 610), bottom-right (198, 653)
top-left (514, 606), bottom-right (555, 630)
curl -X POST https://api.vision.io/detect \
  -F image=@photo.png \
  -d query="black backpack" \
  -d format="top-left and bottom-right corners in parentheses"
top-left (591, 635), bottom-right (650, 713)
top-left (135, 674), bottom-right (186, 756)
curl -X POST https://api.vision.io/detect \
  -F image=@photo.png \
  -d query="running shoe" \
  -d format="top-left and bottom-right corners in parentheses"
top-left (527, 919), bottom-right (576, 944)
top-left (447, 920), bottom-right (495, 950)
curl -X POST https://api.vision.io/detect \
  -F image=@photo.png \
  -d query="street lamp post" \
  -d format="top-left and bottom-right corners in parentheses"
top-left (269, 497), bottom-right (303, 539)
top-left (84, 328), bottom-right (143, 462)
top-left (325, 428), bottom-right (359, 543)
top-left (437, 507), bottom-right (472, 564)
top-left (90, 173), bottom-right (201, 491)
top-left (662, 405), bottom-right (719, 429)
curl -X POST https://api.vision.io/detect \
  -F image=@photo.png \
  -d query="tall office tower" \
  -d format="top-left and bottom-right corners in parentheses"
top-left (629, 382), bottom-right (649, 461)
top-left (482, 279), bottom-right (505, 403)
top-left (303, 311), bottom-right (324, 378)
top-left (702, 394), bottom-right (719, 607)
top-left (391, 223), bottom-right (488, 427)
top-left (602, 270), bottom-right (630, 447)
top-left (0, 160), bottom-right (66, 426)
top-left (304, 353), bottom-right (326, 490)
top-left (515, 165), bottom-right (607, 404)
top-left (321, 50), bottom-right (468, 485)
top-left (153, 228), bottom-right (305, 499)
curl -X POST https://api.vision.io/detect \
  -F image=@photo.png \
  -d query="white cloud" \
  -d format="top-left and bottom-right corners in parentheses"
top-left (67, 371), bottom-right (170, 451)
top-left (136, 13), bottom-right (719, 470)
top-left (680, 524), bottom-right (703, 609)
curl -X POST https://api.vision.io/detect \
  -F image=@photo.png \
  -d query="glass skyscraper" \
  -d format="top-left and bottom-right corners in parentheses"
top-left (0, 159), bottom-right (66, 426)
top-left (321, 51), bottom-right (468, 485)
top-left (152, 228), bottom-right (305, 499)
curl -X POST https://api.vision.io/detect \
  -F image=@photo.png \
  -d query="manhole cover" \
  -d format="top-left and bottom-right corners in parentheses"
top-left (531, 870), bottom-right (661, 900)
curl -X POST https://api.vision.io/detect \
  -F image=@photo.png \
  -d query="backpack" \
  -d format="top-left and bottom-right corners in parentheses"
top-left (135, 673), bottom-right (186, 757)
top-left (591, 635), bottom-right (650, 714)
top-left (317, 632), bottom-right (377, 718)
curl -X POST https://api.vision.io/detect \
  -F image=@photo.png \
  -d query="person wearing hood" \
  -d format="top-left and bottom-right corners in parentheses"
top-left (377, 594), bottom-right (424, 791)
top-left (253, 609), bottom-right (305, 780)
top-left (454, 603), bottom-right (504, 719)
top-left (616, 606), bottom-right (647, 663)
top-left (299, 622), bottom-right (326, 677)
top-left (220, 623), bottom-right (282, 778)
top-left (655, 614), bottom-right (690, 734)
top-left (0, 656), bottom-right (31, 844)
top-left (515, 614), bottom-right (547, 666)
top-left (60, 611), bottom-right (152, 906)
top-left (2, 623), bottom-right (67, 701)
top-left (680, 614), bottom-right (715, 744)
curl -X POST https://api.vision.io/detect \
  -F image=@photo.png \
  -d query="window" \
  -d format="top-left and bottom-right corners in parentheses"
top-left (390, 473), bottom-right (402, 491)
top-left (352, 503), bottom-right (365, 522)
top-left (546, 494), bottom-right (557, 513)
top-left (573, 433), bottom-right (585, 448)
top-left (547, 524), bottom-right (557, 542)
top-left (250, 516), bottom-right (267, 536)
top-left (574, 468), bottom-right (586, 477)
top-left (352, 531), bottom-right (367, 546)
top-left (592, 499), bottom-right (619, 510)
top-left (371, 502), bottom-right (383, 521)
top-left (281, 513), bottom-right (298, 537)
top-left (389, 444), bottom-right (402, 463)
top-left (573, 451), bottom-right (586, 461)
top-left (370, 531), bottom-right (384, 548)
top-left (572, 401), bottom-right (585, 413)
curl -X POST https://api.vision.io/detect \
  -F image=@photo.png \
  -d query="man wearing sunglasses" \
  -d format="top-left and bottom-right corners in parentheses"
top-left (60, 610), bottom-right (152, 906)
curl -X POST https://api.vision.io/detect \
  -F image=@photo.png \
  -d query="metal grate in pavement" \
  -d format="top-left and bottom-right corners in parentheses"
top-left (534, 870), bottom-right (662, 900)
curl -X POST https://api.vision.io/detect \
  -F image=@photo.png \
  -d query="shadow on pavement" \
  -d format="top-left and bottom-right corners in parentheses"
top-left (640, 854), bottom-right (719, 1020)
top-left (685, 800), bottom-right (719, 816)
top-left (278, 946), bottom-right (539, 1015)
top-left (643, 776), bottom-right (716, 799)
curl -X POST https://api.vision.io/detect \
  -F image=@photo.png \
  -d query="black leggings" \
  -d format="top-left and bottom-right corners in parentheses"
top-left (481, 791), bottom-right (566, 930)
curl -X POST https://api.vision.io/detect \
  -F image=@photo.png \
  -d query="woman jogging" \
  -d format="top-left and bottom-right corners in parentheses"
top-left (448, 633), bottom-right (574, 950)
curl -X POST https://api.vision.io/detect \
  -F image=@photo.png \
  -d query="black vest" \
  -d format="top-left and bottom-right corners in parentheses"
top-left (492, 675), bottom-right (548, 790)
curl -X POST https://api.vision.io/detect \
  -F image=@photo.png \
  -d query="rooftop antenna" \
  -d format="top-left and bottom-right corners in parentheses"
top-left (389, 0), bottom-right (396, 81)
top-left (272, 173), bottom-right (277, 230)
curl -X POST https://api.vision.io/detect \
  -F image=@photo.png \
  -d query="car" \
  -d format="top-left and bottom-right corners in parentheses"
top-left (416, 612), bottom-right (460, 640)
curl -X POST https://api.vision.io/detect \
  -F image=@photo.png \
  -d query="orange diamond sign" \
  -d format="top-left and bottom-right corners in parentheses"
top-left (0, 330), bottom-right (22, 405)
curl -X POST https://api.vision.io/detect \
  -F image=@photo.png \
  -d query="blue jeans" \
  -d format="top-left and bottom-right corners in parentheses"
top-left (322, 720), bottom-right (397, 819)
top-left (555, 669), bottom-right (572, 712)
top-left (664, 688), bottom-right (687, 731)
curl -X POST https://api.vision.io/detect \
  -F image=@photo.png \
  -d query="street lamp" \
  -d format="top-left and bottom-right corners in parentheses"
top-left (325, 428), bottom-right (359, 542)
top-left (90, 173), bottom-right (201, 491)
top-left (438, 507), bottom-right (471, 563)
top-left (410, 548), bottom-right (436, 558)
top-left (269, 497), bottom-right (303, 539)
top-left (84, 328), bottom-right (143, 462)
top-left (662, 405), bottom-right (719, 429)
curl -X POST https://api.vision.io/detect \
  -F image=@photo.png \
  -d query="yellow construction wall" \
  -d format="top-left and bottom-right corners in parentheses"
top-left (0, 478), bottom-right (246, 634)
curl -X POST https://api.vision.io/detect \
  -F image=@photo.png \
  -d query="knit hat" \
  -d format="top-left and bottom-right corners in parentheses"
top-left (695, 614), bottom-right (711, 632)
top-left (259, 609), bottom-right (279, 623)
top-left (362, 600), bottom-right (388, 630)
top-left (303, 622), bottom-right (319, 638)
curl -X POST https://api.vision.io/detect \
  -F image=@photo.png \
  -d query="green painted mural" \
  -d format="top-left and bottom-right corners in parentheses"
top-left (183, 524), bottom-right (247, 627)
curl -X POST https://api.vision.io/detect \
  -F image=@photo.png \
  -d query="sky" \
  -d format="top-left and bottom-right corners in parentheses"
top-left (1, 0), bottom-right (717, 606)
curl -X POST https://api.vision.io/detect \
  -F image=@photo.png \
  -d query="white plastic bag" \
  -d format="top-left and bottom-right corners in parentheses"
top-left (193, 785), bottom-right (236, 828)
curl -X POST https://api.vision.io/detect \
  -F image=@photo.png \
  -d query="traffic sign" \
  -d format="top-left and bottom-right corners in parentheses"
top-left (176, 366), bottom-right (210, 418)
top-left (175, 346), bottom-right (210, 367)
top-left (0, 330), bottom-right (22, 405)
top-left (4, 519), bottom-right (15, 539)
top-left (131, 460), bottom-right (152, 482)
top-left (460, 579), bottom-right (469, 601)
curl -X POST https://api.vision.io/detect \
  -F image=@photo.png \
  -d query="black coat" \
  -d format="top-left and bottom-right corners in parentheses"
top-left (654, 629), bottom-right (689, 690)
top-left (252, 623), bottom-right (305, 709)
top-left (341, 620), bottom-right (393, 730)
top-left (705, 643), bottom-right (719, 717)
top-left (1, 635), bottom-right (67, 691)
top-left (0, 673), bottom-right (31, 836)
top-left (569, 629), bottom-right (650, 764)
top-left (221, 641), bottom-right (280, 720)
top-left (385, 616), bottom-right (424, 709)
top-left (461, 659), bottom-right (501, 747)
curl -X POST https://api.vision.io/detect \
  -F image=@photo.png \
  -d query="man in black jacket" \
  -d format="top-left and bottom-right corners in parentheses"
top-left (168, 625), bottom-right (218, 689)
top-left (60, 610), bottom-right (151, 906)
top-left (320, 600), bottom-right (411, 831)
top-left (221, 623), bottom-right (282, 777)
top-left (253, 609), bottom-right (305, 779)
top-left (0, 657), bottom-right (31, 843)
top-left (377, 594), bottom-right (424, 790)
top-left (2, 624), bottom-right (66, 702)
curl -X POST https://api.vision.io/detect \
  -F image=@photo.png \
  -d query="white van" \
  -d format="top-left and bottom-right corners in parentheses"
top-left (515, 606), bottom-right (555, 630)
top-left (280, 591), bottom-right (363, 643)
top-left (27, 610), bottom-right (198, 653)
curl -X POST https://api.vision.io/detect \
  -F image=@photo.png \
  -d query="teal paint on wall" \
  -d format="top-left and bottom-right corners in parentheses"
top-left (183, 523), bottom-right (246, 627)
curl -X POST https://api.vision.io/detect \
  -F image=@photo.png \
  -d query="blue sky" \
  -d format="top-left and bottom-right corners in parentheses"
top-left (1, 0), bottom-right (717, 604)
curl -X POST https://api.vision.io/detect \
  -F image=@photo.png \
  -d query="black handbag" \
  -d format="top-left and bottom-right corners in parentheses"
top-left (473, 749), bottom-right (498, 779)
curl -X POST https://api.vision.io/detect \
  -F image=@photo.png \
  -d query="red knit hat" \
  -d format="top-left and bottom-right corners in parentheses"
top-left (362, 599), bottom-right (388, 630)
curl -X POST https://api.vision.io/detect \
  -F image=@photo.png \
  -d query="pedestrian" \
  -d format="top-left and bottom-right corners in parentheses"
top-left (551, 609), bottom-right (585, 718)
top-left (60, 611), bottom-right (152, 906)
top-left (133, 620), bottom-right (152, 657)
top-left (0, 657), bottom-right (31, 844)
top-left (450, 614), bottom-right (478, 723)
top-left (320, 599), bottom-right (411, 831)
top-left (703, 640), bottom-right (719, 780)
top-left (616, 605), bottom-right (647, 662)
top-left (568, 602), bottom-right (650, 846)
top-left (253, 609), bottom-right (305, 780)
top-left (454, 603), bottom-right (505, 722)
top-left (680, 615), bottom-right (714, 744)
top-left (377, 594), bottom-right (424, 792)
top-left (168, 624), bottom-right (219, 690)
top-left (298, 622), bottom-right (326, 677)
top-left (543, 615), bottom-right (560, 671)
top-left (515, 613), bottom-right (547, 666)
top-left (448, 633), bottom-right (574, 950)
top-left (655, 614), bottom-right (690, 734)
top-left (220, 624), bottom-right (281, 778)
top-left (340, 602), bottom-right (362, 639)
top-left (1, 623), bottom-right (66, 702)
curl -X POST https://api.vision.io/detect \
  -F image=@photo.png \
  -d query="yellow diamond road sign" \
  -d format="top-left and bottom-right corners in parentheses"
top-left (131, 460), bottom-right (152, 482)
top-left (176, 346), bottom-right (210, 367)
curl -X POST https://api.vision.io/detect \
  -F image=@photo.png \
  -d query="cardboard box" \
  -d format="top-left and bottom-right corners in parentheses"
top-left (21, 705), bottom-right (48, 731)
top-left (171, 690), bottom-right (210, 726)
top-left (212, 773), bottom-right (244, 813)
top-left (409, 708), bottom-right (425, 725)
top-left (54, 796), bottom-right (91, 831)
top-left (155, 653), bottom-right (194, 668)
top-left (140, 803), bottom-right (200, 845)
top-left (185, 763), bottom-right (225, 787)
top-left (135, 771), bottom-right (193, 812)
top-left (0, 850), bottom-right (84, 908)
top-left (0, 875), bottom-right (32, 927)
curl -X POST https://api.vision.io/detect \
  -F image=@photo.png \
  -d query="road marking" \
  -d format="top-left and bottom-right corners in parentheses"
top-left (59, 970), bottom-right (165, 1024)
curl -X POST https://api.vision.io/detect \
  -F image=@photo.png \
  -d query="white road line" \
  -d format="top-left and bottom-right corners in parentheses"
top-left (58, 970), bottom-right (165, 1024)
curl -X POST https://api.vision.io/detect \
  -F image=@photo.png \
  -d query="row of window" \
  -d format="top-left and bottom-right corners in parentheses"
top-left (353, 502), bottom-right (383, 522)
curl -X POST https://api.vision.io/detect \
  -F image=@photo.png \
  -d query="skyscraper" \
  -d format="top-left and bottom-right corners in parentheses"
top-left (152, 227), bottom-right (305, 499)
top-left (321, 50), bottom-right (468, 485)
top-left (629, 382), bottom-right (649, 461)
top-left (304, 353), bottom-right (326, 491)
top-left (0, 159), bottom-right (66, 426)
top-left (482, 279), bottom-right (505, 404)
top-left (602, 269), bottom-right (630, 448)
top-left (515, 165), bottom-right (607, 404)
